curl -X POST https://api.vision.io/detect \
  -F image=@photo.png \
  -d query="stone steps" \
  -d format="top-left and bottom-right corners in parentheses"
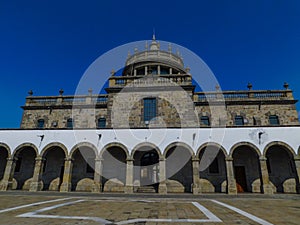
top-left (137, 186), bottom-right (156, 193)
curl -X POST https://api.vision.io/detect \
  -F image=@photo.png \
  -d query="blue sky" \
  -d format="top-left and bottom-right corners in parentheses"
top-left (0, 0), bottom-right (300, 128)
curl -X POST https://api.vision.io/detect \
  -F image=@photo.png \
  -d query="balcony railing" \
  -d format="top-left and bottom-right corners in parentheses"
top-left (196, 90), bottom-right (292, 102)
top-left (25, 95), bottom-right (108, 106)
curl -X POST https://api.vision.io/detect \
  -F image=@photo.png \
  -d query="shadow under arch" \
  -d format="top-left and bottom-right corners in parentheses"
top-left (264, 141), bottom-right (298, 193)
top-left (99, 142), bottom-right (129, 160)
top-left (69, 142), bottom-right (98, 159)
top-left (230, 142), bottom-right (262, 193)
top-left (40, 142), bottom-right (68, 191)
top-left (196, 142), bottom-right (228, 159)
top-left (13, 142), bottom-right (38, 158)
top-left (131, 142), bottom-right (162, 159)
top-left (263, 141), bottom-right (296, 158)
top-left (40, 142), bottom-right (68, 158)
top-left (229, 142), bottom-right (261, 158)
top-left (0, 142), bottom-right (11, 158)
top-left (163, 142), bottom-right (194, 159)
top-left (164, 141), bottom-right (194, 193)
top-left (196, 142), bottom-right (228, 193)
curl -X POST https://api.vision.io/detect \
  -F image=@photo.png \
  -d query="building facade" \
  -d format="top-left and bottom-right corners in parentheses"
top-left (0, 36), bottom-right (300, 194)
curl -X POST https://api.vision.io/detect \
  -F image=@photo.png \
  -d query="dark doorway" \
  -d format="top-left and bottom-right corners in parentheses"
top-left (140, 151), bottom-right (159, 186)
top-left (235, 166), bottom-right (247, 193)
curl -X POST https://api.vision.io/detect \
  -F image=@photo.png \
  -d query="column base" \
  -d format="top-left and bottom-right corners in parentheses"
top-left (91, 182), bottom-right (102, 193)
top-left (29, 181), bottom-right (43, 192)
top-left (0, 180), bottom-right (9, 191)
top-left (263, 184), bottom-right (274, 195)
top-left (124, 185), bottom-right (133, 194)
top-left (158, 183), bottom-right (167, 194)
top-left (60, 182), bottom-right (72, 192)
top-left (227, 185), bottom-right (237, 195)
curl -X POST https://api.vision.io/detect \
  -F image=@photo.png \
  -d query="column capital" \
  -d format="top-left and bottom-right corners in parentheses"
top-left (225, 157), bottom-right (233, 161)
top-left (35, 156), bottom-right (45, 161)
top-left (192, 157), bottom-right (200, 162)
top-left (159, 157), bottom-right (166, 161)
top-left (294, 156), bottom-right (300, 161)
top-left (64, 157), bottom-right (73, 162)
top-left (95, 157), bottom-right (103, 162)
top-left (259, 156), bottom-right (267, 161)
top-left (126, 157), bottom-right (134, 162)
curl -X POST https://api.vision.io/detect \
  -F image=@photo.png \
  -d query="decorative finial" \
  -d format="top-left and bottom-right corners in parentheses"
top-left (185, 67), bottom-right (190, 74)
top-left (283, 82), bottom-right (289, 90)
top-left (176, 48), bottom-right (180, 56)
top-left (28, 90), bottom-right (33, 96)
top-left (59, 89), bottom-right (64, 95)
top-left (247, 82), bottom-right (253, 90)
top-left (110, 69), bottom-right (116, 76)
top-left (88, 88), bottom-right (93, 95)
top-left (215, 85), bottom-right (220, 91)
top-left (145, 41), bottom-right (148, 50)
top-left (127, 51), bottom-right (131, 58)
top-left (134, 47), bottom-right (138, 53)
top-left (152, 28), bottom-right (156, 40)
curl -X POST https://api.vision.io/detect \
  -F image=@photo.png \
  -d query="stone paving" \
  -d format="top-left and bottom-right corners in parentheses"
top-left (0, 192), bottom-right (299, 225)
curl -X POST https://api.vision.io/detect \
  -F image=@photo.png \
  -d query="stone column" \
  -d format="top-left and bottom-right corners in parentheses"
top-left (29, 156), bottom-right (44, 192)
top-left (225, 157), bottom-right (237, 194)
top-left (125, 158), bottom-right (134, 193)
top-left (92, 157), bottom-right (103, 193)
top-left (60, 157), bottom-right (73, 192)
top-left (192, 158), bottom-right (200, 194)
top-left (294, 156), bottom-right (300, 193)
top-left (158, 157), bottom-right (167, 194)
top-left (259, 156), bottom-right (274, 194)
top-left (145, 66), bottom-right (148, 75)
top-left (0, 157), bottom-right (16, 191)
top-left (157, 65), bottom-right (161, 75)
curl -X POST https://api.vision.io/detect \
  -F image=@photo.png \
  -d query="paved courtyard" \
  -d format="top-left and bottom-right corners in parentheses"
top-left (0, 192), bottom-right (299, 225)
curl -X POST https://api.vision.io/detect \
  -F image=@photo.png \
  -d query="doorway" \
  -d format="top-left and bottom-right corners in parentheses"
top-left (234, 166), bottom-right (247, 192)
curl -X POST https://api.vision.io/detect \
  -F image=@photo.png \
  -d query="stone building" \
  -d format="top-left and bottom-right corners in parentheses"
top-left (0, 36), bottom-right (300, 194)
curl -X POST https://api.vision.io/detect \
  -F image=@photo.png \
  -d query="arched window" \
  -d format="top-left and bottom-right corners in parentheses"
top-left (97, 118), bottom-right (106, 128)
top-left (37, 119), bottom-right (45, 128)
top-left (269, 115), bottom-right (279, 125)
top-left (234, 116), bottom-right (244, 126)
top-left (67, 118), bottom-right (74, 128)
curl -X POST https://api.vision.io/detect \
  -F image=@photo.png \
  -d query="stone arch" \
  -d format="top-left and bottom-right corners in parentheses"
top-left (164, 142), bottom-right (194, 159)
top-left (101, 143), bottom-right (128, 192)
top-left (40, 143), bottom-right (67, 191)
top-left (263, 141), bottom-right (296, 158)
top-left (99, 142), bottom-right (129, 160)
top-left (70, 142), bottom-right (97, 191)
top-left (132, 143), bottom-right (162, 192)
top-left (231, 143), bottom-right (262, 193)
top-left (197, 142), bottom-right (227, 193)
top-left (40, 142), bottom-right (68, 158)
top-left (12, 143), bottom-right (37, 190)
top-left (13, 143), bottom-right (38, 158)
top-left (0, 142), bottom-right (11, 158)
top-left (165, 142), bottom-right (193, 192)
top-left (196, 142), bottom-right (228, 159)
top-left (230, 142), bottom-right (261, 158)
top-left (69, 142), bottom-right (98, 159)
top-left (131, 142), bottom-right (162, 159)
top-left (0, 143), bottom-right (10, 182)
top-left (264, 141), bottom-right (298, 193)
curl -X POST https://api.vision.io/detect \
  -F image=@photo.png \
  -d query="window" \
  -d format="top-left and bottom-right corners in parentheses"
top-left (269, 115), bottom-right (279, 125)
top-left (97, 118), bottom-right (106, 128)
top-left (234, 116), bottom-right (244, 126)
top-left (200, 116), bottom-right (210, 126)
top-left (209, 158), bottom-right (219, 174)
top-left (143, 98), bottom-right (157, 122)
top-left (37, 119), bottom-right (45, 128)
top-left (67, 118), bottom-right (74, 128)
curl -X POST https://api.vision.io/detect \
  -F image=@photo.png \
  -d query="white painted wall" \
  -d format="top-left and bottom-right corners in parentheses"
top-left (0, 127), bottom-right (299, 156)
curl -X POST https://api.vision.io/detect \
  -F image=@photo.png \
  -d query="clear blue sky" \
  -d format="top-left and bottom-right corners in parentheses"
top-left (0, 0), bottom-right (300, 128)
